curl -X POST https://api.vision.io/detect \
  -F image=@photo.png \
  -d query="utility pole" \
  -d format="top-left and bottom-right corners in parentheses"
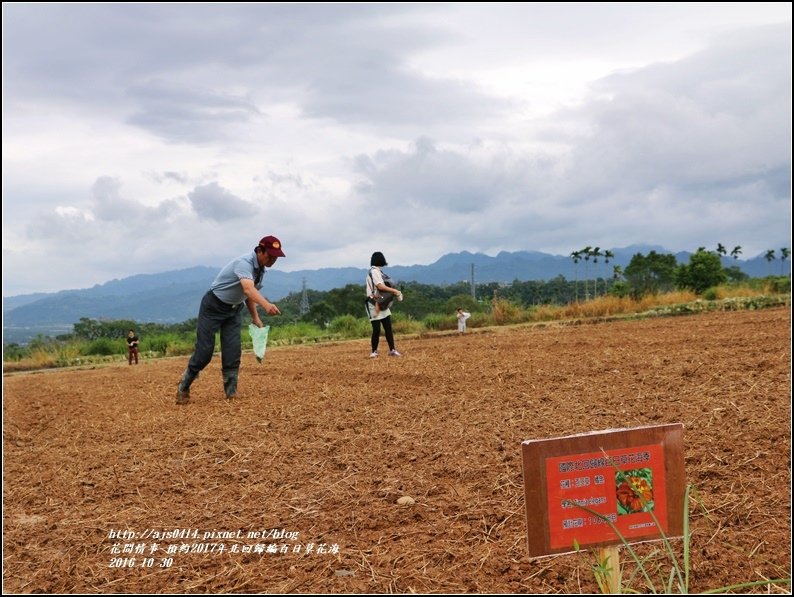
top-left (299, 277), bottom-right (310, 315)
top-left (470, 263), bottom-right (476, 300)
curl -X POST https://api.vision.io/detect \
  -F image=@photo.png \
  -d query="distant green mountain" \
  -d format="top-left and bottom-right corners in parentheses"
top-left (3, 246), bottom-right (787, 344)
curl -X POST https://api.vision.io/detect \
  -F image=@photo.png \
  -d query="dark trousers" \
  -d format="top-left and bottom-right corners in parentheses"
top-left (185, 291), bottom-right (243, 379)
top-left (371, 316), bottom-right (395, 352)
top-left (128, 347), bottom-right (139, 364)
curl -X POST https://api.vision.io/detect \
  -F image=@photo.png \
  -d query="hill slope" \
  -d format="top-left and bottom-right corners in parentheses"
top-left (3, 245), bottom-right (787, 343)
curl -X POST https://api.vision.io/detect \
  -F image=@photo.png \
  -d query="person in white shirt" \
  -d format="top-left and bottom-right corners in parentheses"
top-left (365, 251), bottom-right (403, 358)
top-left (456, 308), bottom-right (471, 334)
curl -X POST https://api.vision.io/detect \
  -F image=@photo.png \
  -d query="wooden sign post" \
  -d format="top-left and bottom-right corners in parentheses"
top-left (597, 545), bottom-right (621, 594)
top-left (521, 424), bottom-right (685, 567)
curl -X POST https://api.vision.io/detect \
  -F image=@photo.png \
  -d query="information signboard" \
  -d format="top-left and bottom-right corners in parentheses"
top-left (521, 424), bottom-right (685, 558)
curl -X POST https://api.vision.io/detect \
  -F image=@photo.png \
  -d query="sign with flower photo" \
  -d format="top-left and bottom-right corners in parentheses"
top-left (521, 424), bottom-right (685, 558)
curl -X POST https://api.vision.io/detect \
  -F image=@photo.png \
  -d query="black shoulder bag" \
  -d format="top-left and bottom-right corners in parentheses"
top-left (367, 269), bottom-right (396, 310)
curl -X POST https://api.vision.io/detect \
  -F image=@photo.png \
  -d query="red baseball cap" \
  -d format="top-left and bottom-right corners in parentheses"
top-left (258, 235), bottom-right (285, 257)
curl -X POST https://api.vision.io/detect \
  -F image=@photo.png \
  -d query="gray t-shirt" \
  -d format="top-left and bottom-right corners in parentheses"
top-left (210, 251), bottom-right (264, 305)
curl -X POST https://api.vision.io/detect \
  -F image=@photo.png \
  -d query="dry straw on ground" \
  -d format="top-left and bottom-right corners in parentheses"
top-left (3, 307), bottom-right (791, 593)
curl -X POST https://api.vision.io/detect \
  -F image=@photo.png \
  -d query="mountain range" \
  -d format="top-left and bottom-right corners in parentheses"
top-left (3, 245), bottom-right (788, 344)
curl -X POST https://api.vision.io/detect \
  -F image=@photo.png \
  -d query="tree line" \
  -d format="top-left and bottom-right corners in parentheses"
top-left (3, 246), bottom-right (789, 363)
top-left (570, 244), bottom-right (790, 299)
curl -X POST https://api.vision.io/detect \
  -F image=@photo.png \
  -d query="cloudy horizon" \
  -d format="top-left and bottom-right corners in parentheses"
top-left (3, 3), bottom-right (791, 297)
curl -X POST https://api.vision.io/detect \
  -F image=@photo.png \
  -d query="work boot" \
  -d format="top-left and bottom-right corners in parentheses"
top-left (176, 388), bottom-right (190, 405)
top-left (176, 370), bottom-right (195, 405)
top-left (223, 369), bottom-right (239, 400)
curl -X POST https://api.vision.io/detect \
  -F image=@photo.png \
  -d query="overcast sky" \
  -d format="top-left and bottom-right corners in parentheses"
top-left (3, 3), bottom-right (791, 296)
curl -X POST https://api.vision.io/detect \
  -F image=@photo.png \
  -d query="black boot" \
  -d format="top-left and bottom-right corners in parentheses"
top-left (176, 370), bottom-right (196, 405)
top-left (223, 369), bottom-right (239, 400)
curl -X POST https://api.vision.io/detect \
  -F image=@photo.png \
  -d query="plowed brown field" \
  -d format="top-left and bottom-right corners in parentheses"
top-left (3, 307), bottom-right (791, 594)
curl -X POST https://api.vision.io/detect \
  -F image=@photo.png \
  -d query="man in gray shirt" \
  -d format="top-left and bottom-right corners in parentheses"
top-left (176, 235), bottom-right (284, 404)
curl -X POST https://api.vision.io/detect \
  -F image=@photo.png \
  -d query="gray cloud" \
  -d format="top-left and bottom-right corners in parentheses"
top-left (349, 25), bottom-right (791, 257)
top-left (146, 171), bottom-right (190, 185)
top-left (89, 177), bottom-right (140, 221)
top-left (297, 62), bottom-right (513, 129)
top-left (256, 171), bottom-right (308, 190)
top-left (187, 182), bottom-right (257, 221)
top-left (354, 137), bottom-right (524, 214)
top-left (555, 24), bottom-right (791, 199)
top-left (3, 3), bottom-right (510, 142)
top-left (126, 82), bottom-right (261, 143)
top-left (26, 176), bottom-right (188, 238)
top-left (2, 5), bottom-right (790, 295)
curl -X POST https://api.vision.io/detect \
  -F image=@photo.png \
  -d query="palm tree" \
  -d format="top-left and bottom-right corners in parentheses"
top-left (590, 247), bottom-right (603, 296)
top-left (603, 250), bottom-right (614, 294)
top-left (764, 249), bottom-right (776, 275)
top-left (730, 246), bottom-right (742, 260)
top-left (716, 243), bottom-right (727, 259)
top-left (581, 246), bottom-right (592, 300)
top-left (781, 248), bottom-right (790, 276)
top-left (612, 264), bottom-right (623, 292)
top-left (570, 250), bottom-right (582, 302)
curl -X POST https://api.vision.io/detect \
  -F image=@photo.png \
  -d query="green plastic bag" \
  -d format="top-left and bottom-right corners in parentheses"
top-left (249, 324), bottom-right (270, 363)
